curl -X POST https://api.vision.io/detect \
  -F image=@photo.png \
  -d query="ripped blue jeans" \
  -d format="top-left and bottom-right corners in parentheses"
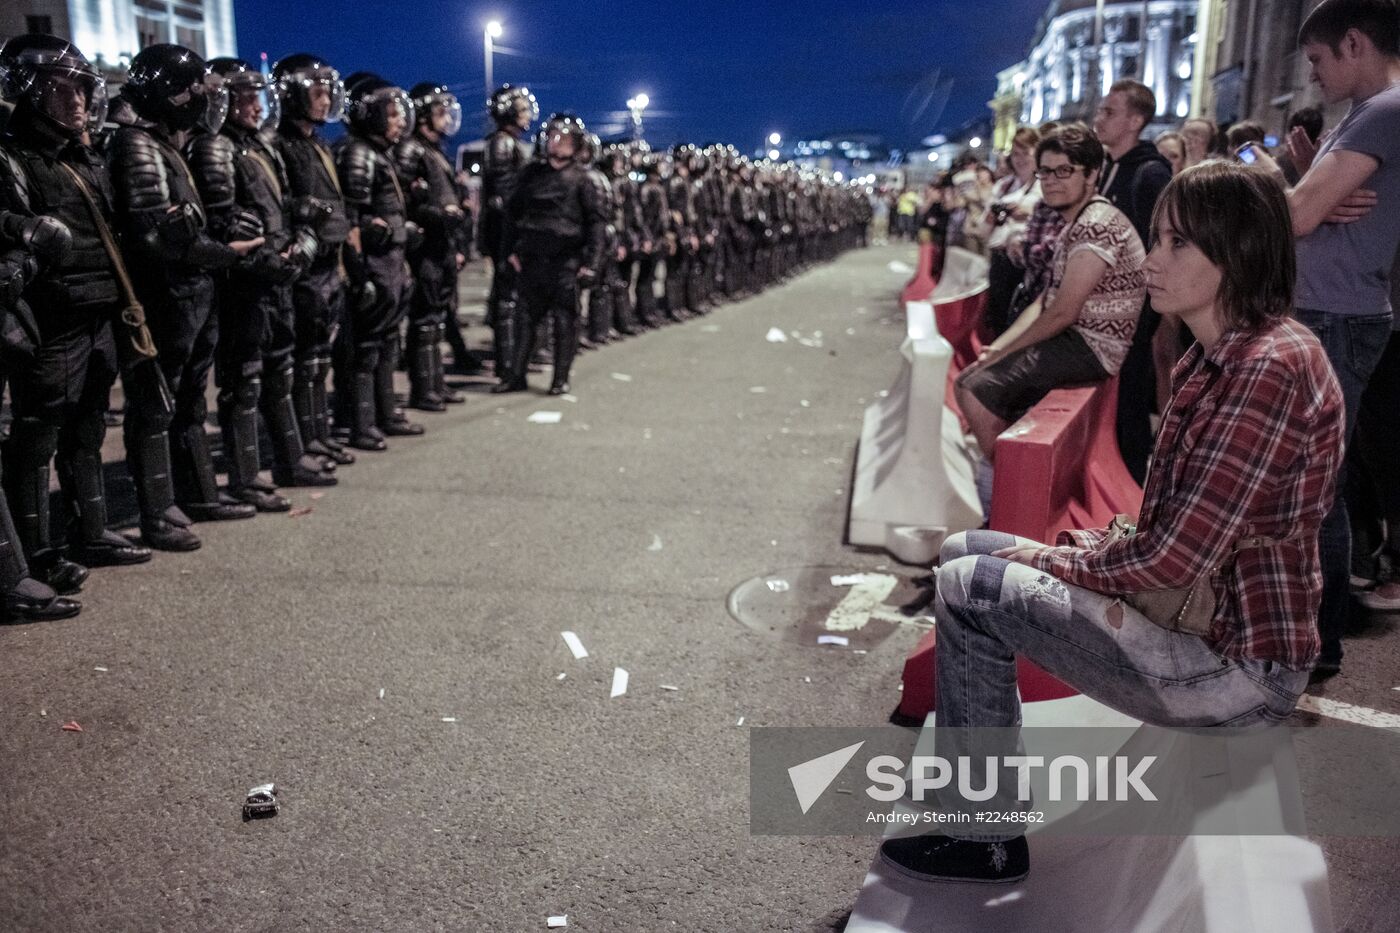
top-left (934, 531), bottom-right (1309, 732)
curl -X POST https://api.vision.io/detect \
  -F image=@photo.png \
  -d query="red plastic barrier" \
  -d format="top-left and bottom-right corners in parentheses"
top-left (896, 377), bottom-right (1143, 720)
top-left (988, 377), bottom-right (1142, 544)
top-left (898, 628), bottom-right (1079, 721)
top-left (899, 240), bottom-right (944, 308)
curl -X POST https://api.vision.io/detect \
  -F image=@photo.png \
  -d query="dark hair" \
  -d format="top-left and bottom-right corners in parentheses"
top-left (1035, 123), bottom-right (1105, 175)
top-left (1287, 105), bottom-right (1325, 141)
top-left (1037, 120), bottom-right (1061, 135)
top-left (1225, 120), bottom-right (1267, 149)
top-left (1152, 161), bottom-right (1295, 331)
top-left (1299, 0), bottom-right (1400, 55)
top-left (1107, 79), bottom-right (1157, 126)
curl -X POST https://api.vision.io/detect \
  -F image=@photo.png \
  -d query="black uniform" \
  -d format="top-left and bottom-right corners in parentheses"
top-left (187, 118), bottom-right (333, 502)
top-left (479, 127), bottom-right (532, 382)
top-left (663, 168), bottom-right (696, 319)
top-left (395, 129), bottom-right (469, 409)
top-left (500, 159), bottom-right (607, 393)
top-left (336, 127), bottom-right (419, 446)
top-left (108, 118), bottom-right (251, 523)
top-left (0, 114), bottom-right (148, 577)
top-left (276, 119), bottom-right (355, 465)
top-left (634, 171), bottom-right (668, 325)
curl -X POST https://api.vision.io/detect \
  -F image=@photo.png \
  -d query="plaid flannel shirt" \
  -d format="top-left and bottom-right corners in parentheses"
top-left (1029, 318), bottom-right (1345, 670)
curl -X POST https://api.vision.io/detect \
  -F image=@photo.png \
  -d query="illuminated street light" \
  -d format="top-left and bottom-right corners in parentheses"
top-left (768, 132), bottom-right (781, 146)
top-left (927, 152), bottom-right (938, 162)
top-left (484, 20), bottom-right (504, 118)
top-left (968, 136), bottom-right (982, 148)
top-left (627, 93), bottom-right (650, 140)
top-left (768, 148), bottom-right (781, 160)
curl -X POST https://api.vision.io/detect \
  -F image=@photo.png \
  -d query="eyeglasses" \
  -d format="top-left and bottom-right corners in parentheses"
top-left (1034, 165), bottom-right (1084, 180)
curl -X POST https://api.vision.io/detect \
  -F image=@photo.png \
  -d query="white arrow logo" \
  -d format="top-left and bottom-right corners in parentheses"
top-left (788, 742), bottom-right (866, 814)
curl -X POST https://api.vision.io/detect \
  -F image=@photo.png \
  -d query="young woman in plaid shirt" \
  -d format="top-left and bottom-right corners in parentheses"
top-left (881, 161), bottom-right (1345, 885)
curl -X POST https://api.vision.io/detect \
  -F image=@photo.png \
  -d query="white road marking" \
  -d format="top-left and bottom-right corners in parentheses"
top-left (823, 574), bottom-right (899, 631)
top-left (1296, 695), bottom-right (1400, 729)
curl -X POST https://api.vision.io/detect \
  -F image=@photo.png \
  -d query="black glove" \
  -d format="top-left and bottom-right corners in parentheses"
top-left (286, 228), bottom-right (320, 269)
top-left (405, 220), bottom-right (425, 254)
top-left (353, 279), bottom-right (379, 314)
top-left (157, 203), bottom-right (201, 249)
top-left (0, 248), bottom-right (40, 305)
top-left (291, 196), bottom-right (336, 236)
top-left (361, 221), bottom-right (393, 253)
top-left (228, 209), bottom-right (265, 242)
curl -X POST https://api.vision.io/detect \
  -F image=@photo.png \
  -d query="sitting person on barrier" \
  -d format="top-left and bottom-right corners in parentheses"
top-left (879, 162), bottom-right (1345, 885)
top-left (953, 124), bottom-right (1146, 469)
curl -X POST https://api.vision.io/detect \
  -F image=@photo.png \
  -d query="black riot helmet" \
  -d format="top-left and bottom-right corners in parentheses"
top-left (272, 52), bottom-right (345, 125)
top-left (409, 82), bottom-right (462, 136)
top-left (487, 83), bottom-right (537, 131)
top-left (208, 57), bottom-right (278, 131)
top-left (574, 132), bottom-right (601, 166)
top-left (0, 34), bottom-right (108, 138)
top-left (343, 72), bottom-right (414, 144)
top-left (600, 143), bottom-right (628, 177)
top-left (540, 112), bottom-right (586, 164)
top-left (124, 44), bottom-right (227, 133)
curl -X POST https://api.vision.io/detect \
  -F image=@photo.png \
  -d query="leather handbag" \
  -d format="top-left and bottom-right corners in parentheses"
top-left (1102, 515), bottom-right (1294, 636)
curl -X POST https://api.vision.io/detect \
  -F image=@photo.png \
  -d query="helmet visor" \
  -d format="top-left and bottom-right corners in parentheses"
top-left (226, 75), bottom-right (280, 131)
top-left (27, 61), bottom-right (108, 134)
top-left (194, 72), bottom-right (230, 133)
top-left (283, 67), bottom-right (345, 124)
top-left (433, 95), bottom-right (463, 136)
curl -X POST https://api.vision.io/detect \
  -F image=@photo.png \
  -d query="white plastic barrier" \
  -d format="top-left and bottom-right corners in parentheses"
top-left (846, 694), bottom-right (1334, 933)
top-left (930, 246), bottom-right (990, 302)
top-left (849, 300), bottom-right (983, 565)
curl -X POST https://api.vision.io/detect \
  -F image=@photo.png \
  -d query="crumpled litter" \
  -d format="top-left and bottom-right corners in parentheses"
top-left (610, 668), bottom-right (629, 698)
top-left (547, 917), bottom-right (568, 929)
top-left (888, 260), bottom-right (913, 274)
top-left (647, 534), bottom-right (663, 552)
top-left (527, 411), bottom-right (562, 424)
top-left (610, 372), bottom-right (633, 382)
top-left (61, 721), bottom-right (83, 732)
top-left (765, 579), bottom-right (791, 593)
top-left (765, 327), bottom-right (788, 343)
top-left (817, 634), bottom-right (850, 647)
top-left (288, 506), bottom-right (314, 518)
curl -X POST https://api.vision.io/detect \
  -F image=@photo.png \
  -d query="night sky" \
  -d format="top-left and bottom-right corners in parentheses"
top-left (234, 0), bottom-right (1049, 150)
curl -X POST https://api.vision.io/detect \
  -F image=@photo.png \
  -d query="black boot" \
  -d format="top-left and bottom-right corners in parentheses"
top-left (263, 363), bottom-right (337, 487)
top-left (219, 380), bottom-right (290, 512)
top-left (433, 322), bottom-right (465, 404)
top-left (3, 577), bottom-right (81, 623)
top-left (550, 306), bottom-right (579, 396)
top-left (491, 298), bottom-right (527, 390)
top-left (296, 359), bottom-right (345, 466)
top-left (348, 368), bottom-right (387, 451)
top-left (408, 323), bottom-right (446, 412)
top-left (60, 439), bottom-right (151, 567)
top-left (173, 423), bottom-right (256, 522)
top-left (312, 357), bottom-right (356, 464)
top-left (376, 335), bottom-right (424, 436)
top-left (127, 431), bottom-right (202, 552)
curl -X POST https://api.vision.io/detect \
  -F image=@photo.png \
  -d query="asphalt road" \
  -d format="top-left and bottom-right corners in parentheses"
top-left (3, 244), bottom-right (1398, 933)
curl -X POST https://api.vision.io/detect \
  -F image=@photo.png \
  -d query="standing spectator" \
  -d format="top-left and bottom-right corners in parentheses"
top-left (1346, 247), bottom-right (1400, 611)
top-left (894, 188), bottom-right (920, 240)
top-left (1094, 78), bottom-right (1173, 483)
top-left (1180, 117), bottom-right (1220, 168)
top-left (1155, 130), bottom-right (1187, 175)
top-left (983, 127), bottom-right (1040, 335)
top-left (954, 125), bottom-right (1145, 467)
top-left (1225, 119), bottom-right (1268, 153)
top-left (1250, 0), bottom-right (1400, 681)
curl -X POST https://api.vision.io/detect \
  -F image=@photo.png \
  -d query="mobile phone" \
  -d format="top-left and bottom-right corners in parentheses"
top-left (1237, 142), bottom-right (1259, 165)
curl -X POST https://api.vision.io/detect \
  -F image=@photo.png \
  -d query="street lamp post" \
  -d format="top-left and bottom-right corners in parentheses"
top-left (626, 93), bottom-right (649, 140)
top-left (484, 20), bottom-right (502, 105)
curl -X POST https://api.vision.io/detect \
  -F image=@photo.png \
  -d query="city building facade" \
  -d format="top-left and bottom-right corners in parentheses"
top-left (2, 0), bottom-right (236, 72)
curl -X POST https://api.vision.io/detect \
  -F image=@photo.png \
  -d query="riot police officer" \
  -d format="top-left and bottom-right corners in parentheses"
top-left (597, 144), bottom-right (644, 339)
top-left (396, 81), bottom-right (468, 411)
top-left (498, 113), bottom-right (606, 396)
top-left (108, 44), bottom-right (262, 530)
top-left (0, 34), bottom-right (180, 565)
top-left (336, 73), bottom-right (421, 449)
top-left (575, 133), bottom-right (614, 349)
top-left (272, 52), bottom-right (356, 468)
top-left (634, 153), bottom-right (668, 327)
top-left (663, 145), bottom-right (698, 321)
top-left (480, 84), bottom-right (537, 391)
top-left (0, 203), bottom-right (82, 620)
top-left (187, 57), bottom-right (335, 509)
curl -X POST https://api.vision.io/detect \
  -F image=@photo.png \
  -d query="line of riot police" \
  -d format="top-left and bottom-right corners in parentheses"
top-left (0, 36), bottom-right (868, 623)
top-left (479, 84), bottom-right (873, 396)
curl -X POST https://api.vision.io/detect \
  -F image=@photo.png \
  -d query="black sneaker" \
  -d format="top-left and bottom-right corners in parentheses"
top-left (878, 834), bottom-right (1029, 884)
